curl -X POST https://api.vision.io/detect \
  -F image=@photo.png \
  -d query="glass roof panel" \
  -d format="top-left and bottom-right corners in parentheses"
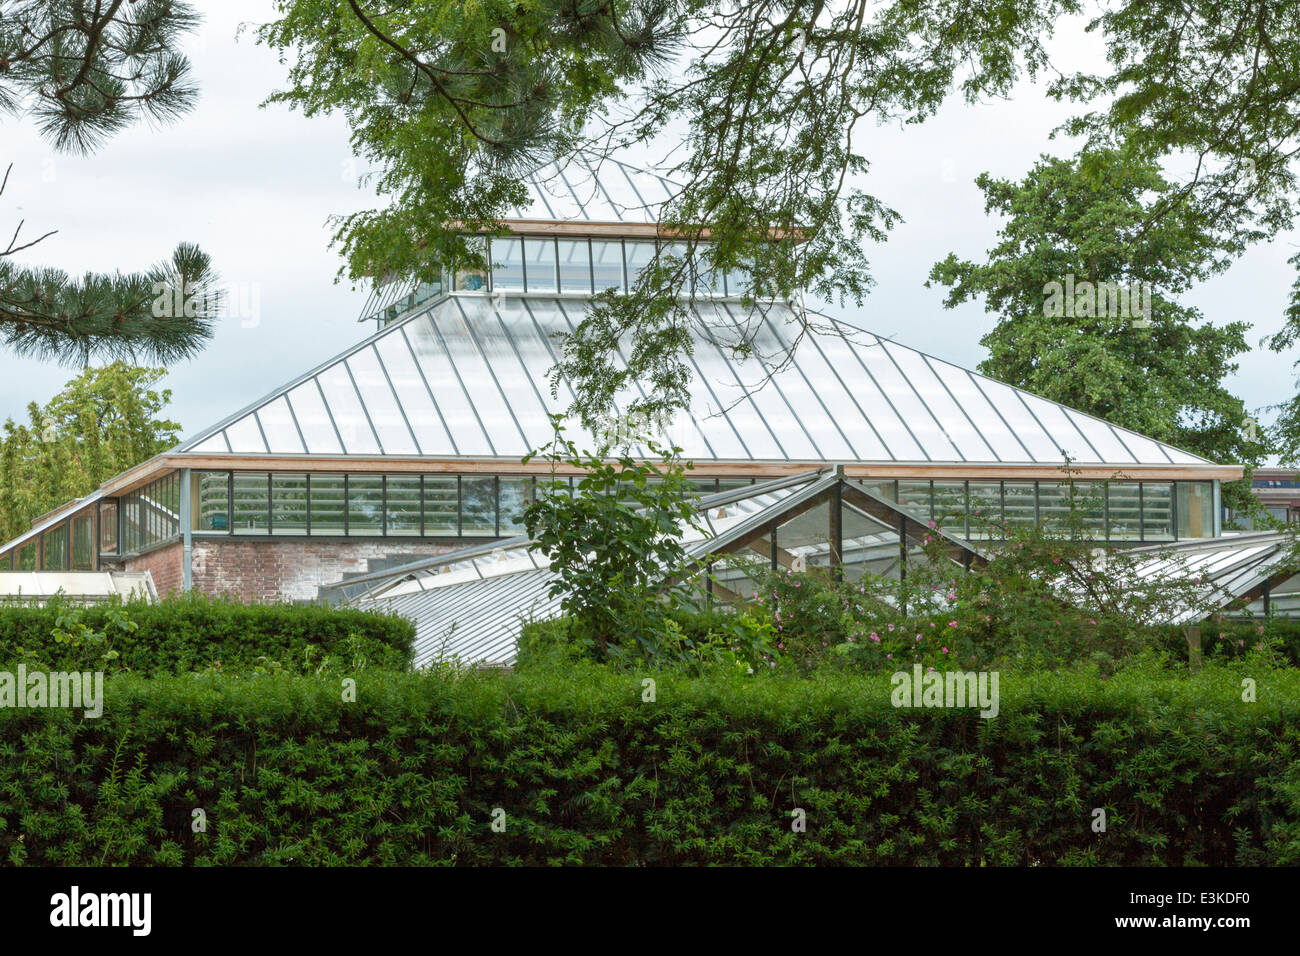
top-left (926, 361), bottom-right (1029, 462)
top-left (851, 334), bottom-right (960, 461)
top-left (882, 343), bottom-right (994, 462)
top-left (405, 311), bottom-right (494, 455)
top-left (968, 376), bottom-right (1059, 462)
top-left (346, 346), bottom-right (418, 455)
top-left (1018, 396), bottom-right (1099, 463)
top-left (223, 414), bottom-right (267, 453)
top-left (256, 396), bottom-right (304, 454)
top-left (440, 299), bottom-right (530, 456)
top-left (1068, 413), bottom-right (1137, 464)
top-left (286, 381), bottom-right (343, 454)
top-left (373, 332), bottom-right (454, 455)
top-left (316, 364), bottom-right (381, 455)
top-left (811, 327), bottom-right (924, 460)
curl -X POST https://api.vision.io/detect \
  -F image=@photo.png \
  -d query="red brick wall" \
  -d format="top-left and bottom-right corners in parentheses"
top-left (191, 539), bottom-right (457, 603)
top-left (122, 541), bottom-right (185, 598)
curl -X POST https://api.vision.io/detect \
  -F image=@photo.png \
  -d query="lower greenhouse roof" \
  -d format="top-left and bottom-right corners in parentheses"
top-left (343, 474), bottom-right (1294, 668)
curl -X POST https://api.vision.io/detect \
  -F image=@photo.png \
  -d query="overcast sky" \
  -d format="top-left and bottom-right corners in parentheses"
top-left (2, 2), bottom-right (1292, 456)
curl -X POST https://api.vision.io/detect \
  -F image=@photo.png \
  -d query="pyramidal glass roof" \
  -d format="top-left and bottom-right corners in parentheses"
top-left (177, 292), bottom-right (1211, 467)
top-left (504, 153), bottom-right (680, 224)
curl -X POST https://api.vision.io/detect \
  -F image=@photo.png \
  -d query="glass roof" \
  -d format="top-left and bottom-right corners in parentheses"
top-left (178, 293), bottom-right (1213, 467)
top-left (505, 153), bottom-right (680, 224)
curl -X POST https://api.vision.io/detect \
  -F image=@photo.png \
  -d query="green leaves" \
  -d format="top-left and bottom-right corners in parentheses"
top-left (521, 414), bottom-right (703, 663)
top-left (928, 147), bottom-right (1266, 475)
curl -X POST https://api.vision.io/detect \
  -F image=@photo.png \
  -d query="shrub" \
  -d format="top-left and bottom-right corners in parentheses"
top-left (1, 662), bottom-right (1297, 865)
top-left (0, 592), bottom-right (413, 675)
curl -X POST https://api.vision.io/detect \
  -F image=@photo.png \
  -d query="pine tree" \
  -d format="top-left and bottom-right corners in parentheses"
top-left (0, 1), bottom-right (215, 365)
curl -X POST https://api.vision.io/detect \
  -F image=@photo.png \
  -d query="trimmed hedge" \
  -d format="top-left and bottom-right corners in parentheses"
top-left (0, 594), bottom-right (414, 675)
top-left (1, 663), bottom-right (1297, 865)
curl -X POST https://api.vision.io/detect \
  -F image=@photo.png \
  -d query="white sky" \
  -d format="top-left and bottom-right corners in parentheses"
top-left (1, 2), bottom-right (1292, 455)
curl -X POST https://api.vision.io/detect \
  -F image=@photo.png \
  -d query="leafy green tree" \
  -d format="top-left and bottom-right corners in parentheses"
top-left (0, 2), bottom-right (217, 364)
top-left (928, 147), bottom-right (1266, 509)
top-left (0, 362), bottom-right (180, 541)
top-left (521, 416), bottom-right (702, 662)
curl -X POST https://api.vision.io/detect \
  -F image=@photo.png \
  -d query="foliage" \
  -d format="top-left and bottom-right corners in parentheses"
top-left (0, 1), bottom-right (200, 153)
top-left (256, 0), bottom-right (1083, 428)
top-left (2, 661), bottom-right (1298, 865)
top-left (519, 599), bottom-right (779, 675)
top-left (0, 363), bottom-right (181, 542)
top-left (520, 416), bottom-right (703, 663)
top-left (928, 147), bottom-right (1265, 503)
top-left (0, 5), bottom-right (216, 365)
top-left (0, 592), bottom-right (413, 676)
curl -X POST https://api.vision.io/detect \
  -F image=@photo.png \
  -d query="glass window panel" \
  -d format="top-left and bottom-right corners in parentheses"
top-left (192, 472), bottom-right (229, 532)
top-left (785, 336), bottom-right (891, 461)
top-left (71, 514), bottom-right (94, 570)
top-left (256, 396), bottom-right (304, 454)
top-left (232, 473), bottom-right (270, 534)
top-left (1040, 481), bottom-right (1105, 536)
top-left (1107, 482), bottom-right (1141, 540)
top-left (1142, 482), bottom-right (1174, 540)
top-left (591, 240), bottom-right (624, 291)
top-left (271, 474), bottom-right (308, 535)
top-left (967, 482), bottom-right (1002, 539)
top-left (42, 526), bottom-right (68, 570)
top-left (498, 477), bottom-right (533, 534)
top-left (1003, 481), bottom-right (1037, 528)
top-left (623, 240), bottom-right (656, 288)
top-left (856, 479), bottom-right (897, 503)
top-left (346, 347), bottom-right (418, 455)
top-left (1177, 481), bottom-right (1214, 539)
top-left (310, 475), bottom-right (346, 535)
top-left (316, 365), bottom-right (380, 455)
top-left (453, 236), bottom-right (487, 291)
top-left (776, 501), bottom-right (832, 569)
top-left (897, 481), bottom-right (933, 522)
top-left (375, 330), bottom-right (453, 455)
top-left (386, 475), bottom-right (422, 536)
top-left (347, 474), bottom-right (384, 535)
top-left (717, 478), bottom-right (754, 492)
top-left (461, 477), bottom-right (497, 536)
top-left (928, 364), bottom-right (1028, 462)
top-left (558, 239), bottom-right (591, 293)
top-left (422, 476), bottom-right (458, 535)
top-left (524, 237), bottom-right (558, 292)
top-left (17, 541), bottom-right (36, 571)
top-left (286, 381), bottom-right (343, 455)
top-left (932, 480), bottom-right (967, 536)
top-left (489, 236), bottom-right (525, 291)
top-left (815, 333), bottom-right (921, 461)
top-left (724, 262), bottom-right (752, 298)
top-left (1021, 399), bottom-right (1098, 463)
top-left (99, 501), bottom-right (118, 552)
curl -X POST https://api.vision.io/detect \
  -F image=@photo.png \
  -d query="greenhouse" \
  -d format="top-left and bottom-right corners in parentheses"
top-left (0, 154), bottom-right (1242, 603)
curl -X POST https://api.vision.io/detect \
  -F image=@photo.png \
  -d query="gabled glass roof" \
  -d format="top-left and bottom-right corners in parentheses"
top-left (178, 292), bottom-right (1212, 467)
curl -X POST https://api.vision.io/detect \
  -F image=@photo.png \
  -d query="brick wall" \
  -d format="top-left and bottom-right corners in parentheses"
top-left (191, 539), bottom-right (458, 603)
top-left (122, 541), bottom-right (185, 598)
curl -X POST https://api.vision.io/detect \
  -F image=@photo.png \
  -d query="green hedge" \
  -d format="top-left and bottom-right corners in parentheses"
top-left (0, 593), bottom-right (413, 675)
top-left (2, 663), bottom-right (1297, 865)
